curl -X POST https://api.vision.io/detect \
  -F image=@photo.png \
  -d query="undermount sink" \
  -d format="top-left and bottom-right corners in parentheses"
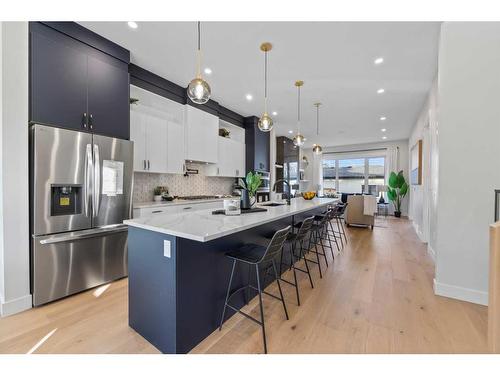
top-left (260, 202), bottom-right (286, 207)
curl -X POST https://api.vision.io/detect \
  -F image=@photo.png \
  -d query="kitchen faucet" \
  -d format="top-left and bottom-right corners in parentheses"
top-left (272, 179), bottom-right (291, 205)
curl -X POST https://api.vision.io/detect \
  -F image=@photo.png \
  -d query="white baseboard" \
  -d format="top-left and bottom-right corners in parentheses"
top-left (427, 244), bottom-right (436, 262)
top-left (433, 279), bottom-right (488, 306)
top-left (0, 294), bottom-right (32, 317)
top-left (412, 221), bottom-right (426, 242)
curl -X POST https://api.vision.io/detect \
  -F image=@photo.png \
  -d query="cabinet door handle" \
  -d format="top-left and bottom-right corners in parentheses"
top-left (236, 169), bottom-right (239, 176)
top-left (143, 160), bottom-right (146, 170)
top-left (89, 114), bottom-right (94, 130)
top-left (217, 167), bottom-right (219, 175)
top-left (183, 207), bottom-right (192, 210)
top-left (152, 210), bottom-right (163, 214)
top-left (82, 113), bottom-right (88, 129)
top-left (147, 160), bottom-right (150, 170)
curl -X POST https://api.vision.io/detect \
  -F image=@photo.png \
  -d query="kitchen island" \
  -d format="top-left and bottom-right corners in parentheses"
top-left (124, 197), bottom-right (337, 353)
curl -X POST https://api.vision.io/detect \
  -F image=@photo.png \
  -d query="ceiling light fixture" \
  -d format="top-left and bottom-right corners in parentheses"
top-left (293, 81), bottom-right (305, 147)
top-left (377, 88), bottom-right (385, 94)
top-left (127, 21), bottom-right (138, 29)
top-left (246, 94), bottom-right (253, 101)
top-left (312, 102), bottom-right (323, 155)
top-left (187, 22), bottom-right (211, 105)
top-left (374, 57), bottom-right (384, 65)
top-left (204, 67), bottom-right (212, 75)
top-left (258, 42), bottom-right (273, 132)
top-left (272, 111), bottom-right (278, 116)
top-left (288, 130), bottom-right (293, 134)
top-left (382, 136), bottom-right (387, 140)
top-left (381, 128), bottom-right (387, 132)
top-left (380, 116), bottom-right (387, 121)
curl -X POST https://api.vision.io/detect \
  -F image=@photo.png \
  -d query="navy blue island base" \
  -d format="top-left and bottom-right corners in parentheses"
top-left (127, 205), bottom-right (328, 354)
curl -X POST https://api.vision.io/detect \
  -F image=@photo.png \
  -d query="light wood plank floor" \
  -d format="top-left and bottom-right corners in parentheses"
top-left (0, 217), bottom-right (488, 354)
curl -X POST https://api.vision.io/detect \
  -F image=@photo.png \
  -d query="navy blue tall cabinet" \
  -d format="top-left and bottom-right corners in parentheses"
top-left (29, 22), bottom-right (130, 140)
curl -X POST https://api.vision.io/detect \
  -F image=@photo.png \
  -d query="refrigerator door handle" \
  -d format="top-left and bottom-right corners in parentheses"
top-left (38, 224), bottom-right (129, 245)
top-left (93, 144), bottom-right (101, 217)
top-left (84, 144), bottom-right (93, 217)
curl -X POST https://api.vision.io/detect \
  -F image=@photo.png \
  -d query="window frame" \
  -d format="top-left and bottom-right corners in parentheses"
top-left (322, 154), bottom-right (386, 194)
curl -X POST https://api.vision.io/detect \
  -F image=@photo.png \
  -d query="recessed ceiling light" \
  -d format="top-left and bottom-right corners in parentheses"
top-left (374, 57), bottom-right (384, 65)
top-left (382, 136), bottom-right (387, 140)
top-left (204, 68), bottom-right (212, 75)
top-left (127, 21), bottom-right (138, 29)
top-left (288, 130), bottom-right (293, 134)
top-left (377, 88), bottom-right (385, 94)
top-left (380, 116), bottom-right (387, 121)
top-left (272, 111), bottom-right (278, 116)
top-left (381, 128), bottom-right (387, 132)
top-left (245, 94), bottom-right (253, 101)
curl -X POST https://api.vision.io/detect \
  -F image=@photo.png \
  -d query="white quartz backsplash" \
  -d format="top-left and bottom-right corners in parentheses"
top-left (133, 163), bottom-right (235, 203)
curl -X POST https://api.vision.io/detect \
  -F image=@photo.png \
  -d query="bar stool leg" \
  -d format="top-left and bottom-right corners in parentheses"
top-left (245, 263), bottom-right (252, 305)
top-left (339, 216), bottom-right (347, 243)
top-left (313, 231), bottom-right (323, 278)
top-left (272, 259), bottom-right (289, 320)
top-left (300, 239), bottom-right (314, 289)
top-left (326, 230), bottom-right (336, 260)
top-left (219, 259), bottom-right (237, 331)
top-left (319, 229), bottom-right (329, 267)
top-left (290, 242), bottom-right (300, 306)
top-left (255, 264), bottom-right (267, 354)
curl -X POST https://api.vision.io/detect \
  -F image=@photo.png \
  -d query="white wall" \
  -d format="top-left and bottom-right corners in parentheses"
top-left (0, 22), bottom-right (31, 316)
top-left (305, 140), bottom-right (410, 215)
top-left (434, 22), bottom-right (500, 306)
top-left (408, 79), bottom-right (438, 259)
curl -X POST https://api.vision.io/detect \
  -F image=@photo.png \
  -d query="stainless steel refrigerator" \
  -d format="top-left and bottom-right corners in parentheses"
top-left (30, 124), bottom-right (133, 306)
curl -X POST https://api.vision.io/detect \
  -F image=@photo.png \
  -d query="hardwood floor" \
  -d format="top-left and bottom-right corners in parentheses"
top-left (0, 217), bottom-right (488, 354)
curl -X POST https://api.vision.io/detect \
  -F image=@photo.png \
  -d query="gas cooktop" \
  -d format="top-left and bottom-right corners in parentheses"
top-left (176, 195), bottom-right (232, 201)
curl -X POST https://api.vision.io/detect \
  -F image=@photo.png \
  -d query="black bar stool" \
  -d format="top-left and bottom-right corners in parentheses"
top-left (278, 216), bottom-right (315, 306)
top-left (334, 203), bottom-right (348, 244)
top-left (219, 225), bottom-right (291, 354)
top-left (305, 213), bottom-right (332, 278)
top-left (315, 206), bottom-right (342, 253)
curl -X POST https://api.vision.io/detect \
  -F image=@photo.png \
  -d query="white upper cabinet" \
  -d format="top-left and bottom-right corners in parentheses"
top-left (130, 85), bottom-right (185, 174)
top-left (166, 121), bottom-right (185, 174)
top-left (206, 121), bottom-right (246, 177)
top-left (184, 105), bottom-right (219, 163)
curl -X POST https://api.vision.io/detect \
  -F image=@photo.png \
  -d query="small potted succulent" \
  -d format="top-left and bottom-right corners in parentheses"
top-left (153, 186), bottom-right (166, 202)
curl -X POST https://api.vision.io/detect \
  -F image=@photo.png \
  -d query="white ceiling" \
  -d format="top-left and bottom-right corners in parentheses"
top-left (80, 22), bottom-right (440, 148)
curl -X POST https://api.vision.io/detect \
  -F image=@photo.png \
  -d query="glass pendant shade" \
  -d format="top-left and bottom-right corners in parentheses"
top-left (258, 112), bottom-right (273, 132)
top-left (293, 133), bottom-right (305, 147)
top-left (187, 77), bottom-right (211, 104)
top-left (313, 144), bottom-right (323, 155)
top-left (187, 22), bottom-right (211, 105)
top-left (258, 42), bottom-right (273, 132)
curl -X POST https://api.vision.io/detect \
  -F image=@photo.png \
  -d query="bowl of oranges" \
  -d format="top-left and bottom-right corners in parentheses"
top-left (302, 191), bottom-right (316, 200)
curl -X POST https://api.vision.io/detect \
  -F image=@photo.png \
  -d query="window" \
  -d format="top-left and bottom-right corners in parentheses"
top-left (322, 154), bottom-right (386, 195)
top-left (338, 158), bottom-right (365, 194)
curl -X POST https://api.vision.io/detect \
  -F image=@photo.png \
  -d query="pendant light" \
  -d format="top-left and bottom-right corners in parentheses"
top-left (258, 42), bottom-right (273, 132)
top-left (293, 81), bottom-right (305, 147)
top-left (187, 21), bottom-right (211, 104)
top-left (312, 102), bottom-right (323, 155)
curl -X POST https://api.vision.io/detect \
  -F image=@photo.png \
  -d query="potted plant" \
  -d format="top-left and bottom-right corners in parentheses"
top-left (387, 171), bottom-right (408, 218)
top-left (153, 186), bottom-right (166, 202)
top-left (238, 172), bottom-right (262, 209)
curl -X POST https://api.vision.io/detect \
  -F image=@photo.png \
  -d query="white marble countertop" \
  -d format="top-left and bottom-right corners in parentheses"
top-left (124, 198), bottom-right (338, 242)
top-left (133, 197), bottom-right (235, 209)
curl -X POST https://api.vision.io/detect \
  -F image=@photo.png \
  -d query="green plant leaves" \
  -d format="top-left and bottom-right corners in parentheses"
top-left (388, 172), bottom-right (398, 188)
top-left (396, 171), bottom-right (406, 188)
top-left (241, 172), bottom-right (262, 197)
top-left (387, 188), bottom-right (396, 201)
top-left (400, 182), bottom-right (408, 197)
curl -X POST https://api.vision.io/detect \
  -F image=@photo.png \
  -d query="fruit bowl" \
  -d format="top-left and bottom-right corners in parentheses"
top-left (302, 191), bottom-right (316, 200)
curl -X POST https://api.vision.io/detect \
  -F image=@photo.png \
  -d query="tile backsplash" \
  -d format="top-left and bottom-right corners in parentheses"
top-left (133, 163), bottom-right (235, 203)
